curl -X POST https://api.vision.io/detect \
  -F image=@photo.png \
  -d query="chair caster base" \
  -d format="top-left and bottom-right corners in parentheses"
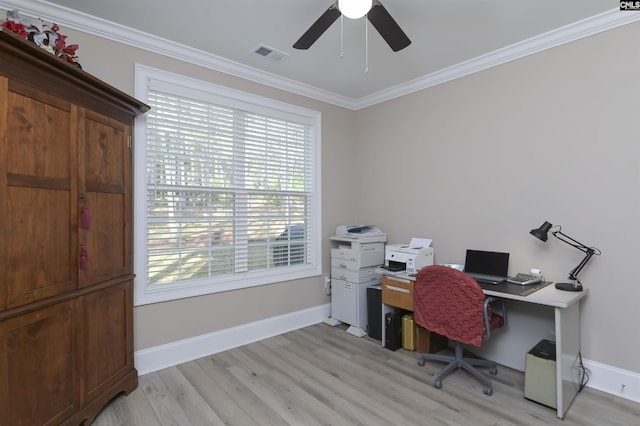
top-left (483, 383), bottom-right (493, 395)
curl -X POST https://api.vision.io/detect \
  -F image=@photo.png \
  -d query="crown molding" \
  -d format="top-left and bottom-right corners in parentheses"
top-left (354, 9), bottom-right (640, 109)
top-left (2, 2), bottom-right (638, 111)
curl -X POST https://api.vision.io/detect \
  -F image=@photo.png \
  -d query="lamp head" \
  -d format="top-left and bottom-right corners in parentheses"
top-left (530, 221), bottom-right (553, 242)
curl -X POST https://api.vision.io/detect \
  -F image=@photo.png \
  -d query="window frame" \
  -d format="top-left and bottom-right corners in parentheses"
top-left (133, 64), bottom-right (322, 306)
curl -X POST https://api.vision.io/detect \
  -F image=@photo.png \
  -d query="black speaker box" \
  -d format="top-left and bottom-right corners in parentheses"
top-left (385, 311), bottom-right (402, 351)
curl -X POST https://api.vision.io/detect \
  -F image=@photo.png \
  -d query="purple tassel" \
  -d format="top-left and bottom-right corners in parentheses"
top-left (80, 243), bottom-right (88, 269)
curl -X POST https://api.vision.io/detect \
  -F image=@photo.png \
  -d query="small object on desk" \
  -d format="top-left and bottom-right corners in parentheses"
top-left (506, 273), bottom-right (542, 286)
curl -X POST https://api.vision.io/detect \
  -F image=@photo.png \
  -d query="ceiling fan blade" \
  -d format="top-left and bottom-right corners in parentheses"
top-left (367, 1), bottom-right (411, 52)
top-left (293, 5), bottom-right (341, 49)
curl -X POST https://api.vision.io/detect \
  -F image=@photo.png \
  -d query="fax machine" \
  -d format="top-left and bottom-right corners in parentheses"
top-left (385, 240), bottom-right (434, 274)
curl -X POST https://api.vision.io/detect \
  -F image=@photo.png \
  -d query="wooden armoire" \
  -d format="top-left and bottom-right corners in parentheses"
top-left (0, 29), bottom-right (149, 424)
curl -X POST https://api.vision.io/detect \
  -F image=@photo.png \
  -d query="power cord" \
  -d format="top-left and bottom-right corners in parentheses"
top-left (577, 351), bottom-right (591, 392)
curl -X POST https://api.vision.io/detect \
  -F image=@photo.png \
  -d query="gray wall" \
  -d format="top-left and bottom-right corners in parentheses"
top-left (353, 22), bottom-right (640, 373)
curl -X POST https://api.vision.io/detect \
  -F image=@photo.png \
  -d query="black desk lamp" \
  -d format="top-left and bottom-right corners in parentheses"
top-left (530, 221), bottom-right (601, 292)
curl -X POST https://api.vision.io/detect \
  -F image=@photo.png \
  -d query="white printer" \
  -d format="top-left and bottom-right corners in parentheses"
top-left (329, 225), bottom-right (386, 337)
top-left (385, 237), bottom-right (434, 274)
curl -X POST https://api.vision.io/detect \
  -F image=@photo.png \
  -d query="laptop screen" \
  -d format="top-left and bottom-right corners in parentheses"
top-left (464, 249), bottom-right (510, 277)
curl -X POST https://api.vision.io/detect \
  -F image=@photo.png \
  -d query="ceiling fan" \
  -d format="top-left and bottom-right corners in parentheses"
top-left (293, 0), bottom-right (411, 52)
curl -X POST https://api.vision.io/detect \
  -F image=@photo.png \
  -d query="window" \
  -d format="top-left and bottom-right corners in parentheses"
top-left (134, 65), bottom-right (321, 305)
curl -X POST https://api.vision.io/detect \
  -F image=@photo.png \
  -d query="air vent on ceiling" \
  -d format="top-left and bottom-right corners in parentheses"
top-left (251, 44), bottom-right (289, 62)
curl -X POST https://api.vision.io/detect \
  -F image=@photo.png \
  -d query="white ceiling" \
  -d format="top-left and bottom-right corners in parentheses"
top-left (3, 1), bottom-right (636, 109)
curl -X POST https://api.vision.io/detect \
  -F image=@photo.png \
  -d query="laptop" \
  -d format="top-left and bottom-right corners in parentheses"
top-left (464, 249), bottom-right (510, 285)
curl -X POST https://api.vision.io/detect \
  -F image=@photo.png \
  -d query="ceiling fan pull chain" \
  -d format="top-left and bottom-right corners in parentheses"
top-left (340, 15), bottom-right (344, 58)
top-left (365, 18), bottom-right (369, 73)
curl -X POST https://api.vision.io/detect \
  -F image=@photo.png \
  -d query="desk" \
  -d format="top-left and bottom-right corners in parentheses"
top-left (380, 274), bottom-right (588, 420)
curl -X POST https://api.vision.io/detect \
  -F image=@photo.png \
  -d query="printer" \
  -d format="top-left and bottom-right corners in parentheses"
top-left (332, 225), bottom-right (387, 243)
top-left (385, 238), bottom-right (434, 274)
top-left (329, 225), bottom-right (386, 337)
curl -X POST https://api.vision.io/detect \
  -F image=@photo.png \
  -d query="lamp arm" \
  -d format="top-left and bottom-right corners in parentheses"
top-left (551, 229), bottom-right (591, 254)
top-left (567, 249), bottom-right (595, 282)
top-left (552, 229), bottom-right (600, 282)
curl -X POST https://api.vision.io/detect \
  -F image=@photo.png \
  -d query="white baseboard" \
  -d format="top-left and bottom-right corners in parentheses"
top-left (134, 304), bottom-right (639, 404)
top-left (582, 358), bottom-right (640, 403)
top-left (134, 303), bottom-right (331, 376)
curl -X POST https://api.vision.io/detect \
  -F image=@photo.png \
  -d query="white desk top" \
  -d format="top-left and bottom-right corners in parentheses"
top-left (483, 282), bottom-right (588, 308)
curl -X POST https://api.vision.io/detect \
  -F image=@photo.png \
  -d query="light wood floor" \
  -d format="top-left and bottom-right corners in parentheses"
top-left (93, 323), bottom-right (639, 425)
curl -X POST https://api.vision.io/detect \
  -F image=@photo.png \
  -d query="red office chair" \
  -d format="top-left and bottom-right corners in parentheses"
top-left (414, 265), bottom-right (506, 395)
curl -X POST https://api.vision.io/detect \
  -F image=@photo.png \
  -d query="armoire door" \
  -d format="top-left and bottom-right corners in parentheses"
top-left (79, 280), bottom-right (135, 404)
top-left (78, 108), bottom-right (133, 287)
top-left (0, 301), bottom-right (78, 425)
top-left (0, 77), bottom-right (77, 310)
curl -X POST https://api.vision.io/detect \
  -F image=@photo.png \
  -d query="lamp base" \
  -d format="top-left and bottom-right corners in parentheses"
top-left (555, 282), bottom-right (583, 292)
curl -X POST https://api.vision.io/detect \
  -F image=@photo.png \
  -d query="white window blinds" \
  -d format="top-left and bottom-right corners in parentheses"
top-left (135, 66), bottom-right (321, 304)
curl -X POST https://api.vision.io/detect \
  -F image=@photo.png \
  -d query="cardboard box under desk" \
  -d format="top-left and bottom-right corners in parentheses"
top-left (416, 324), bottom-right (447, 354)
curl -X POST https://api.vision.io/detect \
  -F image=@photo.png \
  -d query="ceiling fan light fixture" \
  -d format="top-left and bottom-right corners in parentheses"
top-left (338, 0), bottom-right (373, 19)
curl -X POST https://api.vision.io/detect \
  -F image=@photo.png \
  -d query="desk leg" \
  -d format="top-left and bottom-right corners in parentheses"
top-left (555, 302), bottom-right (581, 419)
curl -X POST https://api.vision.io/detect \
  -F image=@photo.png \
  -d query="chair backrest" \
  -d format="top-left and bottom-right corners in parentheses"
top-left (413, 265), bottom-right (488, 347)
